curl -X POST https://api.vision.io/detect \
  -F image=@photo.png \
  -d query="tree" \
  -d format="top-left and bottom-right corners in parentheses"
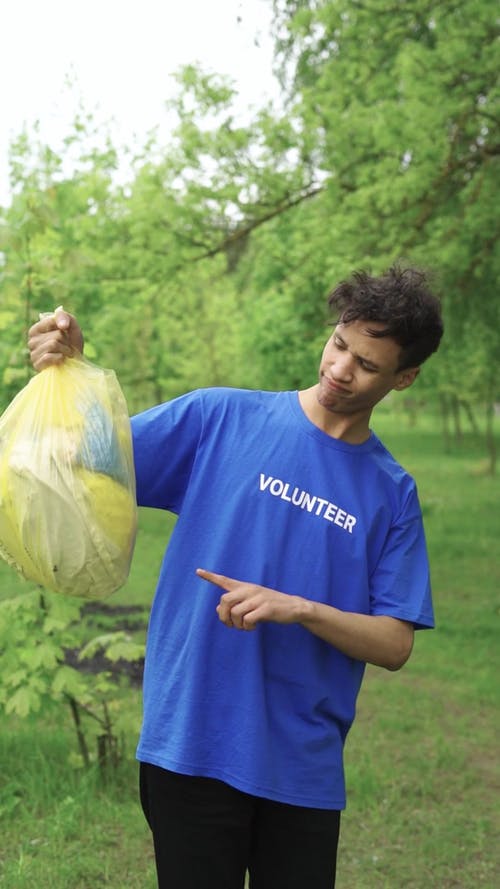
top-left (1, 5), bottom-right (498, 462)
top-left (267, 0), bottom-right (499, 466)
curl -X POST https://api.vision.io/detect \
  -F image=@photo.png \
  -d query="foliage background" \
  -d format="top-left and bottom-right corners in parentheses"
top-left (0, 0), bottom-right (499, 885)
top-left (1, 0), bottom-right (498, 437)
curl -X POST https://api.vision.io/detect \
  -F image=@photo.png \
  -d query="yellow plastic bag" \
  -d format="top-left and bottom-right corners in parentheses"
top-left (0, 326), bottom-right (137, 599)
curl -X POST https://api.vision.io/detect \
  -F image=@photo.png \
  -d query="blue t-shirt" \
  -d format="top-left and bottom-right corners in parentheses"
top-left (132, 388), bottom-right (434, 809)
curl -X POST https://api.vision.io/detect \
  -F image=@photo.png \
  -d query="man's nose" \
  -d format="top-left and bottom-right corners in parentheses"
top-left (332, 352), bottom-right (354, 381)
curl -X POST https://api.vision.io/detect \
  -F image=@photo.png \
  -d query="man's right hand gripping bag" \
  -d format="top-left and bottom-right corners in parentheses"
top-left (0, 351), bottom-right (137, 599)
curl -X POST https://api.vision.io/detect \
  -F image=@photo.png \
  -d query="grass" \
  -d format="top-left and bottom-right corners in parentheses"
top-left (336, 410), bottom-right (500, 888)
top-left (0, 408), bottom-right (499, 887)
top-left (0, 714), bottom-right (156, 888)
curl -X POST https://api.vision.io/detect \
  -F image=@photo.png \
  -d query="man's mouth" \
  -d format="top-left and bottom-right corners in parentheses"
top-left (323, 376), bottom-right (350, 395)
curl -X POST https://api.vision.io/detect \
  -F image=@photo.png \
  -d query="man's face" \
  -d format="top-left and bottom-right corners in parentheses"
top-left (316, 320), bottom-right (418, 416)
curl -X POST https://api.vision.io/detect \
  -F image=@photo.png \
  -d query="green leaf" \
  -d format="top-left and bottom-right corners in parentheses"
top-left (5, 686), bottom-right (41, 717)
top-left (51, 665), bottom-right (86, 697)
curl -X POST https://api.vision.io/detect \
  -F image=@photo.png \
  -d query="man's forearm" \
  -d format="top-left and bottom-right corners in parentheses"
top-left (196, 568), bottom-right (414, 669)
top-left (298, 599), bottom-right (414, 671)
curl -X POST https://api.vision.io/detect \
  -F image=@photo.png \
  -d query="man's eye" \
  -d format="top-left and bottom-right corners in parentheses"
top-left (360, 362), bottom-right (376, 373)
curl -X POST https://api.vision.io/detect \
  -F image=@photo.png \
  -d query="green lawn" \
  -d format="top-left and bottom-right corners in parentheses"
top-left (0, 409), bottom-right (498, 887)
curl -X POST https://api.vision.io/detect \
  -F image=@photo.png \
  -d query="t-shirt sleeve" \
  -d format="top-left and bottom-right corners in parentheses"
top-left (130, 391), bottom-right (203, 512)
top-left (369, 487), bottom-right (435, 630)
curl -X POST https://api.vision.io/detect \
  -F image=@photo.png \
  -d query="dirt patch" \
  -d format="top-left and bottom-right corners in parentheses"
top-left (82, 601), bottom-right (147, 633)
top-left (64, 602), bottom-right (147, 688)
top-left (64, 646), bottom-right (145, 687)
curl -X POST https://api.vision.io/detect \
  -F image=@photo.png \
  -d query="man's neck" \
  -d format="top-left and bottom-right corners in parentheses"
top-left (298, 386), bottom-right (372, 444)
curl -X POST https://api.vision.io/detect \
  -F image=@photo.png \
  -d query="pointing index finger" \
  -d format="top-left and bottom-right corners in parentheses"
top-left (196, 568), bottom-right (234, 590)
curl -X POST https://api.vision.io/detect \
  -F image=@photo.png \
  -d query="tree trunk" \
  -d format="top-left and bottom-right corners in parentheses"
top-left (439, 393), bottom-right (451, 452)
top-left (485, 400), bottom-right (497, 475)
top-left (458, 399), bottom-right (480, 436)
top-left (67, 696), bottom-right (91, 768)
top-left (451, 394), bottom-right (462, 443)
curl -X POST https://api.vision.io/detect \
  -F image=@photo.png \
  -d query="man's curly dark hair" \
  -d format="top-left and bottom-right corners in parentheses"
top-left (328, 265), bottom-right (444, 370)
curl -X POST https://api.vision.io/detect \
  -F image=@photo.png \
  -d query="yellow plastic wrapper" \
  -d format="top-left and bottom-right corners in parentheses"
top-left (0, 316), bottom-right (137, 599)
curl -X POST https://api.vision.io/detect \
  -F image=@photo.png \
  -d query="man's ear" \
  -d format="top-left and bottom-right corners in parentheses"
top-left (394, 367), bottom-right (420, 391)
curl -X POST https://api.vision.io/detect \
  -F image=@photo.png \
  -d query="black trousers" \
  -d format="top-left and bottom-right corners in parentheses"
top-left (140, 762), bottom-right (340, 889)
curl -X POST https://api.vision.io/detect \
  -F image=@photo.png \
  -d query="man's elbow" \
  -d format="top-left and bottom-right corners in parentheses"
top-left (384, 634), bottom-right (414, 671)
top-left (384, 653), bottom-right (410, 672)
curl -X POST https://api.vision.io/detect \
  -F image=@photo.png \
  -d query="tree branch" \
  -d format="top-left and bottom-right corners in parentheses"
top-left (190, 184), bottom-right (325, 262)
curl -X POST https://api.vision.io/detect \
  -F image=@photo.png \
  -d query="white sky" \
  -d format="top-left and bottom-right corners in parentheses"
top-left (0, 0), bottom-right (279, 204)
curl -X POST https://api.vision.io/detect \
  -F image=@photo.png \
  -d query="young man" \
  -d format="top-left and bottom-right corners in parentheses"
top-left (28, 265), bottom-right (443, 889)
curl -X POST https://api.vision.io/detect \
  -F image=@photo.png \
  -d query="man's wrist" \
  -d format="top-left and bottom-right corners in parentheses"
top-left (296, 596), bottom-right (317, 625)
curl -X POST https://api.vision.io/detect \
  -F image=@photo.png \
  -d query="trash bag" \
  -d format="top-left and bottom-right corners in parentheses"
top-left (0, 323), bottom-right (137, 599)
